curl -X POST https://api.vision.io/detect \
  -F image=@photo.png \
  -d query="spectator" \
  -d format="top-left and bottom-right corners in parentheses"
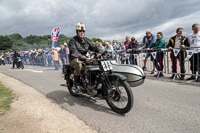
top-left (47, 49), bottom-right (53, 66)
top-left (59, 45), bottom-right (67, 65)
top-left (64, 43), bottom-right (70, 64)
top-left (116, 41), bottom-right (126, 64)
top-left (187, 23), bottom-right (200, 82)
top-left (168, 28), bottom-right (189, 80)
top-left (127, 37), bottom-right (139, 65)
top-left (153, 32), bottom-right (166, 77)
top-left (98, 42), bottom-right (105, 50)
top-left (104, 41), bottom-right (114, 56)
top-left (112, 40), bottom-right (119, 51)
top-left (41, 49), bottom-right (47, 66)
top-left (124, 36), bottom-right (130, 64)
top-left (140, 30), bottom-right (156, 74)
top-left (112, 40), bottom-right (119, 61)
top-left (95, 41), bottom-right (99, 46)
top-left (52, 47), bottom-right (59, 70)
top-left (5, 52), bottom-right (11, 64)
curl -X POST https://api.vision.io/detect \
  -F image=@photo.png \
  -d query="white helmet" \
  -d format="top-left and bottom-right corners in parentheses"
top-left (76, 23), bottom-right (85, 31)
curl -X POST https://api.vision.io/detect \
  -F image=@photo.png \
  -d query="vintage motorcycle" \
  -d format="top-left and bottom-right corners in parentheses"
top-left (16, 57), bottom-right (24, 69)
top-left (63, 52), bottom-right (145, 114)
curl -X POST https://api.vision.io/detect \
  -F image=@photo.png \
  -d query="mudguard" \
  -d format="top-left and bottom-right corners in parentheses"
top-left (108, 73), bottom-right (127, 81)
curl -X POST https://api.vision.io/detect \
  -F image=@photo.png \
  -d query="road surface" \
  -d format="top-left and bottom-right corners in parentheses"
top-left (0, 64), bottom-right (199, 133)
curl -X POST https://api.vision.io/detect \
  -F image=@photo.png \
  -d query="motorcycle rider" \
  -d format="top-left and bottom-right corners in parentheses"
top-left (69, 22), bottom-right (103, 93)
top-left (12, 51), bottom-right (20, 69)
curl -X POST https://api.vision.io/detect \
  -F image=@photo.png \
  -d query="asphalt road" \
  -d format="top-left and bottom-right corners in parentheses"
top-left (0, 64), bottom-right (200, 133)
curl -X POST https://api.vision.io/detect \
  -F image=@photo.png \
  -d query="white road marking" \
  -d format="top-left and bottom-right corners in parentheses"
top-left (24, 69), bottom-right (43, 73)
top-left (7, 68), bottom-right (43, 73)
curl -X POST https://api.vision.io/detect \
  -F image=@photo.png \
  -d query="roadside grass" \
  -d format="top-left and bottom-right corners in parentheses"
top-left (0, 82), bottom-right (14, 115)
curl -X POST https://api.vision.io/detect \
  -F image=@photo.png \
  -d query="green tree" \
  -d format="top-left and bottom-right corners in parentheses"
top-left (12, 41), bottom-right (30, 51)
top-left (0, 35), bottom-right (13, 51)
top-left (91, 38), bottom-right (103, 44)
top-left (57, 34), bottom-right (68, 46)
top-left (24, 35), bottom-right (42, 46)
top-left (8, 33), bottom-right (23, 42)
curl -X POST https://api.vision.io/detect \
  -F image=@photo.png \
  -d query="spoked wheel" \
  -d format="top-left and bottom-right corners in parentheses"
top-left (21, 62), bottom-right (24, 69)
top-left (67, 72), bottom-right (79, 97)
top-left (105, 77), bottom-right (133, 114)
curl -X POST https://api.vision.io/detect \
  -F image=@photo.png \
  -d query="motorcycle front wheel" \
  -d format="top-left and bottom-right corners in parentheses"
top-left (105, 77), bottom-right (133, 114)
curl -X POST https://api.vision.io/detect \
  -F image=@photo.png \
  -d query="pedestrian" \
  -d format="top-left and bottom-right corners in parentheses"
top-left (187, 23), bottom-right (200, 82)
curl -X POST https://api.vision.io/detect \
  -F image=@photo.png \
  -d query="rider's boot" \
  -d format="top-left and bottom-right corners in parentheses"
top-left (74, 75), bottom-right (81, 93)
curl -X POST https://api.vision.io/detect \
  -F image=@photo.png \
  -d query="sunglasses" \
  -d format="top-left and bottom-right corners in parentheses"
top-left (78, 30), bottom-right (85, 33)
top-left (146, 32), bottom-right (150, 34)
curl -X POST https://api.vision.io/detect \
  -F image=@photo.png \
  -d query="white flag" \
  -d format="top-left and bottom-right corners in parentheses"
top-left (126, 53), bottom-right (130, 58)
top-left (151, 52), bottom-right (157, 59)
top-left (186, 50), bottom-right (194, 59)
top-left (173, 49), bottom-right (180, 57)
top-left (142, 53), bottom-right (147, 60)
top-left (134, 54), bottom-right (138, 59)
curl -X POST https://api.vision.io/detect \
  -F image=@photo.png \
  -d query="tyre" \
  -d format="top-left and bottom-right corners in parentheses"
top-left (21, 62), bottom-right (24, 69)
top-left (66, 72), bottom-right (79, 97)
top-left (105, 76), bottom-right (133, 114)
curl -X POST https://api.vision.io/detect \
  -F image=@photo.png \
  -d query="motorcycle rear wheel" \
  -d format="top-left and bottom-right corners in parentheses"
top-left (66, 72), bottom-right (79, 97)
top-left (105, 77), bottom-right (133, 114)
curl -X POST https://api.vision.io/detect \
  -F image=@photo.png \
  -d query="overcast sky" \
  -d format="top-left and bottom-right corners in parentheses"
top-left (0, 0), bottom-right (200, 42)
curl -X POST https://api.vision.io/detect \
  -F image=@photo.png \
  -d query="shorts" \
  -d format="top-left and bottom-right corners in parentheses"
top-left (146, 53), bottom-right (154, 61)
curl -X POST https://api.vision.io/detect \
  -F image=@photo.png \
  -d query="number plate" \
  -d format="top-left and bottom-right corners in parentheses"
top-left (101, 61), bottom-right (113, 71)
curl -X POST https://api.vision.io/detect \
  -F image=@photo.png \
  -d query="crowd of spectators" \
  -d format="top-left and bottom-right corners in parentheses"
top-left (1, 23), bottom-right (200, 81)
top-left (0, 42), bottom-right (70, 70)
top-left (93, 23), bottom-right (200, 82)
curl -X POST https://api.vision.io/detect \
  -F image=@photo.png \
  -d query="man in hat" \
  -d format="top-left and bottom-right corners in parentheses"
top-left (69, 23), bottom-right (103, 93)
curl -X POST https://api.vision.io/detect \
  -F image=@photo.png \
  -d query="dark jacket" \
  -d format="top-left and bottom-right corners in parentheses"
top-left (128, 41), bottom-right (139, 54)
top-left (13, 52), bottom-right (20, 61)
top-left (59, 48), bottom-right (66, 58)
top-left (69, 35), bottom-right (103, 60)
top-left (168, 35), bottom-right (189, 48)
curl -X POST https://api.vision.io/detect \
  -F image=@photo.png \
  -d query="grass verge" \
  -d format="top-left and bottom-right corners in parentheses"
top-left (0, 82), bottom-right (14, 115)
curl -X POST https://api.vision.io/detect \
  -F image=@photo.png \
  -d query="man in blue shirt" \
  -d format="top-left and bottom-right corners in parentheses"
top-left (139, 30), bottom-right (156, 74)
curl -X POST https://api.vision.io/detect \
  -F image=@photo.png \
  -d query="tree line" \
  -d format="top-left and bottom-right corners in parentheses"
top-left (0, 33), bottom-right (103, 52)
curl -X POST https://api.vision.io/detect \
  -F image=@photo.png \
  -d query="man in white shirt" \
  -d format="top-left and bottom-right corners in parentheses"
top-left (187, 23), bottom-right (200, 82)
